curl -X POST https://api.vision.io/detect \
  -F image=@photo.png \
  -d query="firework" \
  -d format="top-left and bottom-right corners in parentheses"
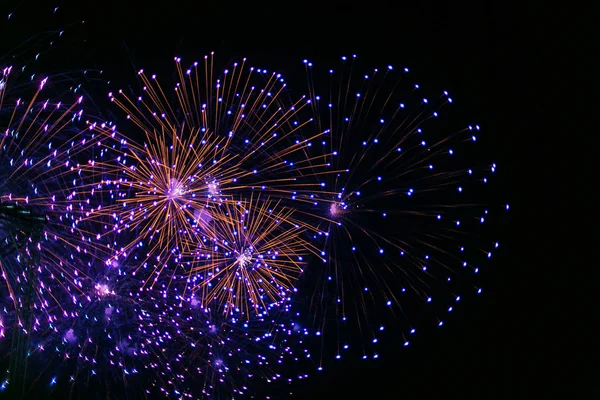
top-left (1, 33), bottom-right (508, 397)
top-left (0, 27), bottom-right (122, 395)
top-left (186, 194), bottom-right (318, 317)
top-left (272, 55), bottom-right (508, 366)
top-left (35, 236), bottom-right (313, 398)
top-left (84, 55), bottom-right (331, 295)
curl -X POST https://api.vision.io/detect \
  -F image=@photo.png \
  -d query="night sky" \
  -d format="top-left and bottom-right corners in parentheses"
top-left (0, 1), bottom-right (575, 399)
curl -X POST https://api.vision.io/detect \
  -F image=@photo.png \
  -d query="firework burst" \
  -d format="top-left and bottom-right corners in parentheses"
top-left (1, 28), bottom-right (508, 396)
top-left (85, 54), bottom-right (331, 294)
top-left (186, 194), bottom-right (318, 317)
top-left (0, 59), bottom-right (118, 398)
top-left (275, 55), bottom-right (509, 365)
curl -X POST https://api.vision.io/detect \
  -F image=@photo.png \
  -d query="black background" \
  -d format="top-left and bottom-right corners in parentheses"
top-left (1, 1), bottom-right (573, 399)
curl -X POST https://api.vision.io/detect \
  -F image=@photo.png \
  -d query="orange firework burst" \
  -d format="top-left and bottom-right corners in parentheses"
top-left (187, 195), bottom-right (319, 316)
top-left (85, 54), bottom-right (333, 290)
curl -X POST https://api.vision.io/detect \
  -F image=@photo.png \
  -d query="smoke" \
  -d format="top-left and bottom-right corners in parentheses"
top-left (64, 328), bottom-right (77, 343)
